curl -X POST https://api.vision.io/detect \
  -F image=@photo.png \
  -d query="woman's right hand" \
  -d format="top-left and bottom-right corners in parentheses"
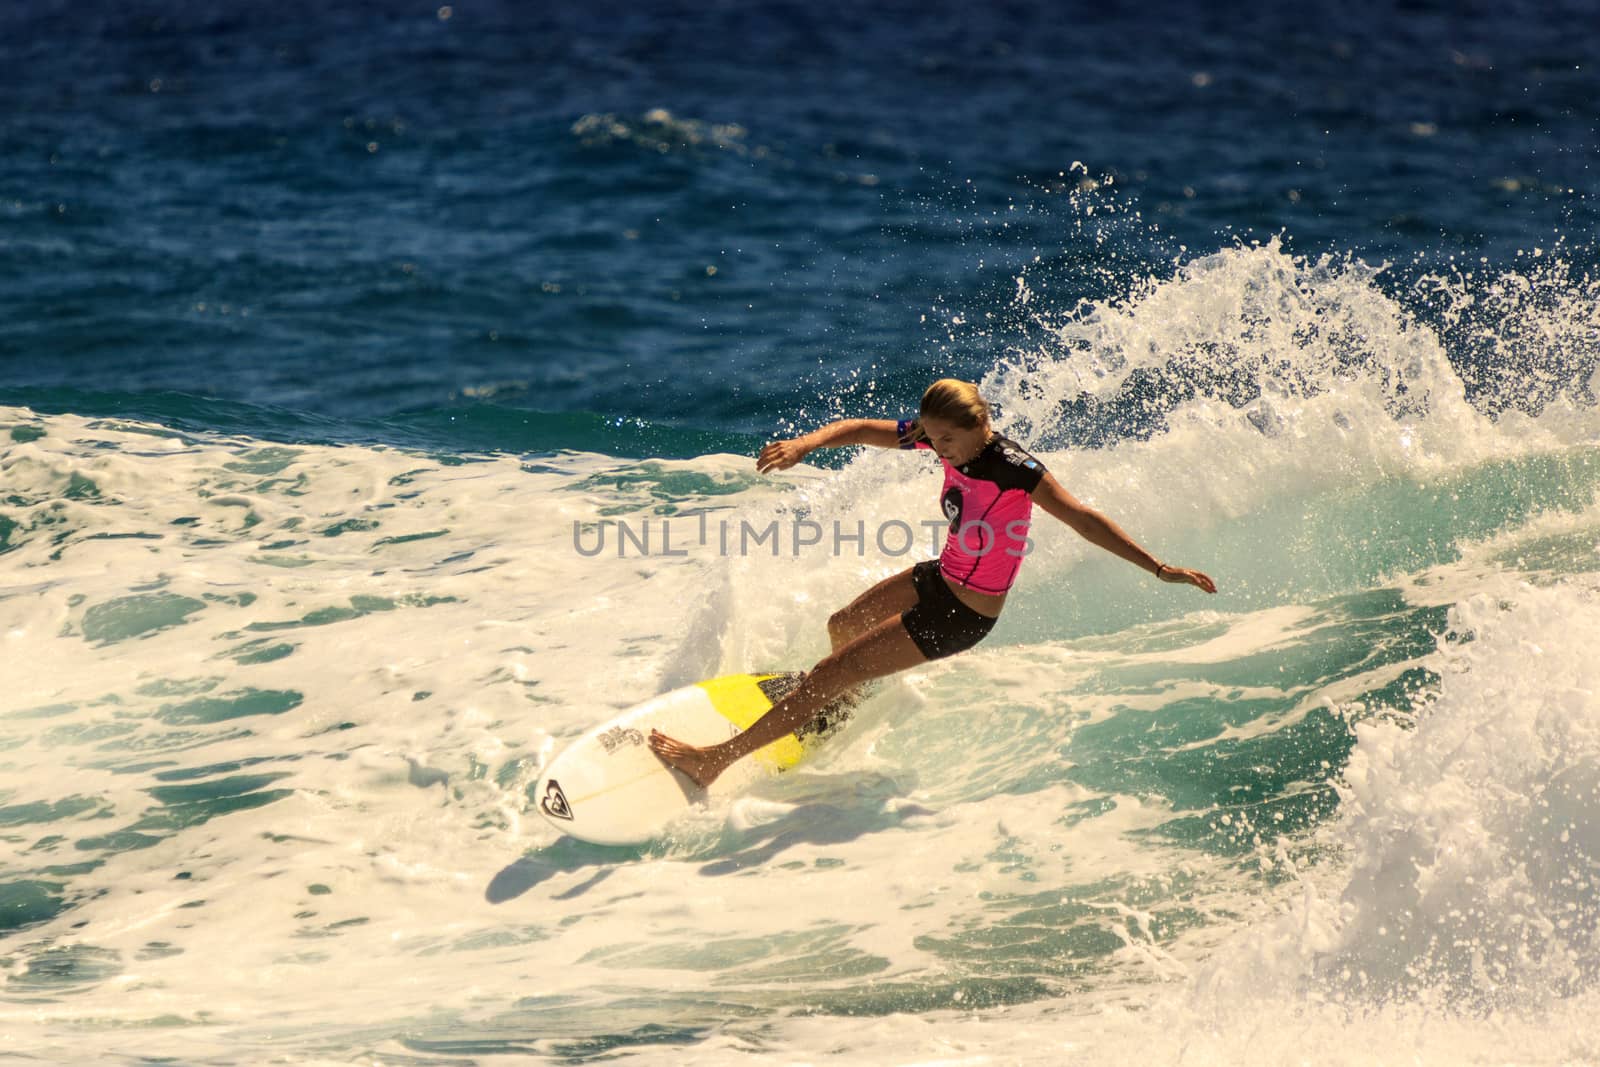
top-left (1158, 564), bottom-right (1218, 594)
top-left (757, 437), bottom-right (810, 473)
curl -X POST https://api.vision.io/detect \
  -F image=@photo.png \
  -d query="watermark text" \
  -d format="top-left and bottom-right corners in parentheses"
top-left (571, 512), bottom-right (1034, 559)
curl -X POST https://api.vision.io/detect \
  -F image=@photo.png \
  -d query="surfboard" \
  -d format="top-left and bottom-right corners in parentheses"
top-left (533, 671), bottom-right (844, 846)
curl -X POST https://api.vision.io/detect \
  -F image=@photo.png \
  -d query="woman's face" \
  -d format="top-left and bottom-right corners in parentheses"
top-left (919, 416), bottom-right (991, 466)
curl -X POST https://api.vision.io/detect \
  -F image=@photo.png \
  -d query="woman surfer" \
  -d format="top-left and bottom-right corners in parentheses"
top-left (648, 379), bottom-right (1217, 787)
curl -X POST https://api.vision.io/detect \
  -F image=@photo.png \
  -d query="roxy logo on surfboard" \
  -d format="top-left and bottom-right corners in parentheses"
top-left (540, 780), bottom-right (574, 821)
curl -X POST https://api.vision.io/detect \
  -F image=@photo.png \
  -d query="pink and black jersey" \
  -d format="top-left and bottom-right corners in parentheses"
top-left (896, 418), bottom-right (1048, 594)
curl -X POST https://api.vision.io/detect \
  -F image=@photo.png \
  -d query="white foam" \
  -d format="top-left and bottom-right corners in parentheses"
top-left (1191, 576), bottom-right (1600, 1022)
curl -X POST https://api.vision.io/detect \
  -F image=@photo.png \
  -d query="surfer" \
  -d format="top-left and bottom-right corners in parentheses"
top-left (648, 378), bottom-right (1216, 788)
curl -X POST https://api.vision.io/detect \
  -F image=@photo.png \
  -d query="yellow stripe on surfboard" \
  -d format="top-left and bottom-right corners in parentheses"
top-left (696, 672), bottom-right (807, 771)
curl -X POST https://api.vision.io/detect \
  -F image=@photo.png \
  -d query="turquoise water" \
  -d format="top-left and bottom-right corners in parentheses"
top-left (4, 2), bottom-right (1600, 1064)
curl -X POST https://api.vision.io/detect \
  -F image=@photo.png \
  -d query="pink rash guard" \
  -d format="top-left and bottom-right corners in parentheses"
top-left (897, 418), bottom-right (1048, 594)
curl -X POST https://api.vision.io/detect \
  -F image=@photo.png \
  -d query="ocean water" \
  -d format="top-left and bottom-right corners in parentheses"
top-left (4, 2), bottom-right (1600, 1064)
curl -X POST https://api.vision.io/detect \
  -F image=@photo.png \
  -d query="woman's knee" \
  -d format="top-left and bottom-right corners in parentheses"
top-left (827, 606), bottom-right (862, 645)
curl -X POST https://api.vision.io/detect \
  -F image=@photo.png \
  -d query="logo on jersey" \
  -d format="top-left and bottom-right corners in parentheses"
top-left (941, 486), bottom-right (963, 530)
top-left (1000, 443), bottom-right (1041, 471)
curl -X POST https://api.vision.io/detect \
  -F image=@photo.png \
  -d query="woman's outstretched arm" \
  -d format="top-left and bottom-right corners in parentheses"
top-left (1031, 472), bottom-right (1217, 593)
top-left (757, 418), bottom-right (907, 472)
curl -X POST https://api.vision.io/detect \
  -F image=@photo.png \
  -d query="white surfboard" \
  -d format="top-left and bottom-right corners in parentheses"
top-left (534, 671), bottom-right (843, 846)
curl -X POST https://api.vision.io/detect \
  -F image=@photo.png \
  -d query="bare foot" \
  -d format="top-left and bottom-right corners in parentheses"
top-left (648, 729), bottom-right (725, 789)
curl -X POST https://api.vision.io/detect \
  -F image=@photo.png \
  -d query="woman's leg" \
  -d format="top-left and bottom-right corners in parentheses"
top-left (810, 564), bottom-right (921, 724)
top-left (650, 611), bottom-right (929, 788)
top-left (827, 565), bottom-right (920, 651)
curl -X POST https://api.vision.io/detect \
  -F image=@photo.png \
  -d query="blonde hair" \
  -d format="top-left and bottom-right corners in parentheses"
top-left (903, 379), bottom-right (990, 443)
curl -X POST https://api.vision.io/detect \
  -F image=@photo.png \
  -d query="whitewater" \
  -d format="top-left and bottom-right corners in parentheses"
top-left (3, 242), bottom-right (1599, 1065)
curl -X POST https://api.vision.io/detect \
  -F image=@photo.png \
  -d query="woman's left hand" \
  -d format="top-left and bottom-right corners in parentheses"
top-left (1159, 565), bottom-right (1217, 594)
top-left (757, 437), bottom-right (811, 474)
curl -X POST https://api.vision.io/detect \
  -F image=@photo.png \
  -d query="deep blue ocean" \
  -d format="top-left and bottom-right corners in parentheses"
top-left (4, 3), bottom-right (1600, 1064)
top-left (5, 0), bottom-right (1595, 448)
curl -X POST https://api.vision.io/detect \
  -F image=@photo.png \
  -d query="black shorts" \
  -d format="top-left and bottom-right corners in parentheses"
top-left (901, 559), bottom-right (998, 661)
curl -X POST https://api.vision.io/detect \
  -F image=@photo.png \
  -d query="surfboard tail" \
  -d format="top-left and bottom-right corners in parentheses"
top-left (749, 670), bottom-right (870, 748)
